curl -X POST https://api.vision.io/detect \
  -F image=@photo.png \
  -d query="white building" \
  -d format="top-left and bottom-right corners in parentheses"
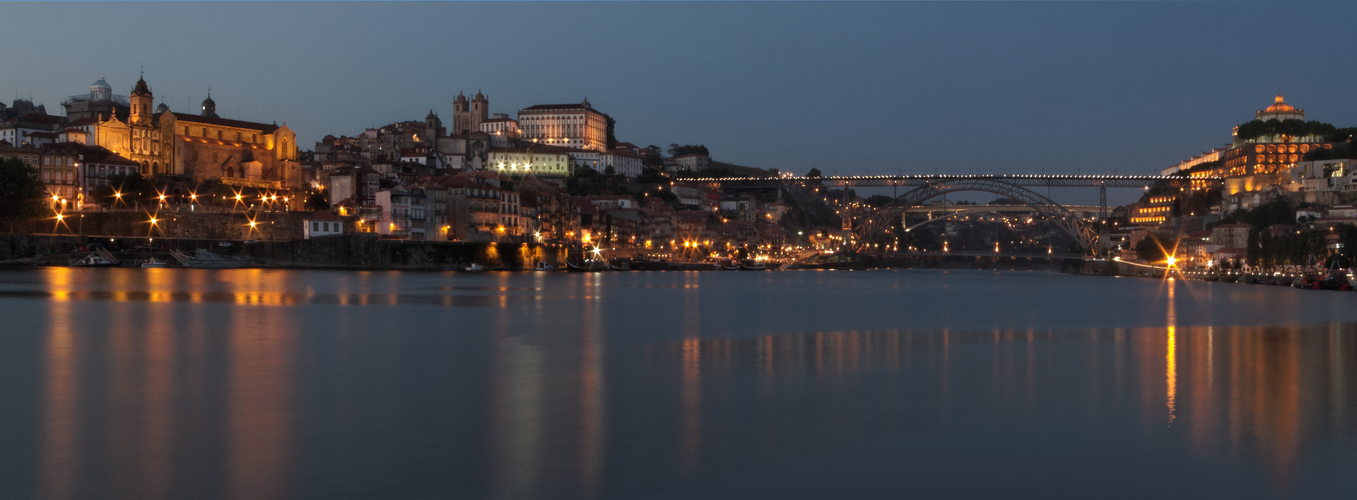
top-left (672, 153), bottom-right (710, 172)
top-left (303, 211), bottom-right (346, 239)
top-left (602, 149), bottom-right (644, 178)
top-left (518, 99), bottom-right (608, 151)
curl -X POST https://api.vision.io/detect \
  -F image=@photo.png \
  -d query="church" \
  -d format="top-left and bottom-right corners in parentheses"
top-left (76, 75), bottom-right (301, 191)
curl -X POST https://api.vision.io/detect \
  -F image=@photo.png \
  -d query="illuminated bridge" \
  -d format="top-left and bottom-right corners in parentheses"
top-left (682, 174), bottom-right (1222, 255)
top-left (684, 173), bottom-right (1215, 188)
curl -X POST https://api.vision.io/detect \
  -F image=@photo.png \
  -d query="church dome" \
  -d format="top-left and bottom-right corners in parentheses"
top-left (1255, 94), bottom-right (1304, 121)
top-left (455, 92), bottom-right (467, 103)
top-left (201, 94), bottom-right (217, 118)
top-left (91, 76), bottom-right (111, 90)
top-left (1263, 94), bottom-right (1296, 113)
top-left (474, 90), bottom-right (485, 101)
top-left (156, 103), bottom-right (169, 113)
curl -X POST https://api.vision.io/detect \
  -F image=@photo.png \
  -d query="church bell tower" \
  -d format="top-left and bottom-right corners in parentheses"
top-left (129, 74), bottom-right (153, 125)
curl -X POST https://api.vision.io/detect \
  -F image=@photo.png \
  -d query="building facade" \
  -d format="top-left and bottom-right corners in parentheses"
top-left (518, 99), bottom-right (607, 151)
top-left (78, 76), bottom-right (301, 191)
top-left (453, 91), bottom-right (490, 135)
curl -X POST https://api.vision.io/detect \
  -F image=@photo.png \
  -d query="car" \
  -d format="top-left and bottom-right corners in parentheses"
top-left (218, 242), bottom-right (233, 248)
top-left (243, 240), bottom-right (261, 245)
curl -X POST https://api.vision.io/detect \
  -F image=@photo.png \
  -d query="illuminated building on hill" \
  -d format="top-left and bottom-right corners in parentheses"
top-left (80, 74), bottom-right (301, 191)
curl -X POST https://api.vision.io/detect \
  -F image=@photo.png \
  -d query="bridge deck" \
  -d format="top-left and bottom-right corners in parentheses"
top-left (686, 174), bottom-right (1214, 188)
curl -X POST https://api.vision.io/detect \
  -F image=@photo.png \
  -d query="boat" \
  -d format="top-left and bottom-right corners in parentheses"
top-left (71, 252), bottom-right (118, 267)
top-left (608, 258), bottom-right (632, 271)
top-left (1322, 271), bottom-right (1351, 291)
top-left (533, 261), bottom-right (556, 271)
top-left (140, 258), bottom-right (168, 268)
top-left (1294, 272), bottom-right (1323, 290)
top-left (464, 263), bottom-right (486, 272)
top-left (567, 260), bottom-right (609, 272)
top-left (169, 249), bottom-right (251, 269)
top-left (740, 261), bottom-right (768, 271)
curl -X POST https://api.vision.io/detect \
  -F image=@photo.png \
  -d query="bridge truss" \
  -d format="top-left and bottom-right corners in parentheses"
top-left (685, 173), bottom-right (1213, 256)
top-left (687, 174), bottom-right (1215, 189)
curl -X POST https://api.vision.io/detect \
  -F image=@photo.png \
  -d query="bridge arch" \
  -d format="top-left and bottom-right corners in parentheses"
top-left (852, 178), bottom-right (1098, 252)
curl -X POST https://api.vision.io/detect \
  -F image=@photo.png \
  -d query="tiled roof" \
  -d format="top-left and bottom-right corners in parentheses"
top-left (169, 112), bottom-right (280, 133)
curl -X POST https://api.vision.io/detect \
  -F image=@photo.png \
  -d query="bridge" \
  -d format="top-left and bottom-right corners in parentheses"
top-left (683, 174), bottom-right (1222, 255)
top-left (685, 173), bottom-right (1213, 188)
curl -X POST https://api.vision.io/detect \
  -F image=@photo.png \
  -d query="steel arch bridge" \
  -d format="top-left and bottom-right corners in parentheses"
top-left (847, 178), bottom-right (1102, 254)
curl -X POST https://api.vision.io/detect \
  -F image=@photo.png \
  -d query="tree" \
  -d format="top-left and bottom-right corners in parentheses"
top-left (305, 191), bottom-right (330, 211)
top-left (864, 195), bottom-right (895, 208)
top-left (667, 144), bottom-right (709, 157)
top-left (1135, 233), bottom-right (1168, 262)
top-left (91, 173), bottom-right (157, 208)
top-left (1246, 228), bottom-right (1261, 266)
top-left (604, 114), bottom-right (617, 150)
top-left (0, 157), bottom-right (48, 232)
top-left (806, 168), bottom-right (822, 178)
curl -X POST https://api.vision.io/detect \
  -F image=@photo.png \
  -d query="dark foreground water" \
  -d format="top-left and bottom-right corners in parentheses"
top-left (1, 268), bottom-right (1356, 499)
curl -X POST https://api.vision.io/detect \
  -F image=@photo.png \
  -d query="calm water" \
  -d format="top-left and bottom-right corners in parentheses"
top-left (2, 268), bottom-right (1356, 499)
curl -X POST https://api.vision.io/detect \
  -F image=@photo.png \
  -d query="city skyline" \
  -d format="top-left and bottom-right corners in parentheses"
top-left (3, 2), bottom-right (1356, 180)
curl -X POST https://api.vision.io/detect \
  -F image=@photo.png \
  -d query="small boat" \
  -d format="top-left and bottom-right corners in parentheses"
top-left (169, 249), bottom-right (251, 269)
top-left (71, 252), bottom-right (118, 267)
top-left (1323, 271), bottom-right (1351, 291)
top-left (567, 260), bottom-right (609, 272)
top-left (533, 261), bottom-right (556, 271)
top-left (740, 262), bottom-right (768, 271)
top-left (1294, 272), bottom-right (1323, 290)
top-left (465, 263), bottom-right (486, 272)
top-left (140, 258), bottom-right (168, 268)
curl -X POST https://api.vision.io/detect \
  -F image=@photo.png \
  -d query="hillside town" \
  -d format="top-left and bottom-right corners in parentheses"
top-left (2, 75), bottom-right (1356, 273)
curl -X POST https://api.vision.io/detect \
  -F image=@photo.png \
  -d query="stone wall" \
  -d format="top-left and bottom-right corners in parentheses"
top-left (238, 234), bottom-right (557, 270)
top-left (14, 211), bottom-right (306, 241)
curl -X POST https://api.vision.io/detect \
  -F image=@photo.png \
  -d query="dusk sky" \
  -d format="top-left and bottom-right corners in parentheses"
top-left (4, 1), bottom-right (1355, 187)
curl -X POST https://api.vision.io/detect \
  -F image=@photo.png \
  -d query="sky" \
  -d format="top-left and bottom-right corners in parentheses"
top-left (3, 1), bottom-right (1355, 201)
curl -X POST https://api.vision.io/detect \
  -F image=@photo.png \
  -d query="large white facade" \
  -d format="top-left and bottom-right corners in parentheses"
top-left (518, 99), bottom-right (607, 151)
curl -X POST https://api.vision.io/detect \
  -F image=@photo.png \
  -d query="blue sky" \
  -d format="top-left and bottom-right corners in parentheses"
top-left (3, 1), bottom-right (1354, 184)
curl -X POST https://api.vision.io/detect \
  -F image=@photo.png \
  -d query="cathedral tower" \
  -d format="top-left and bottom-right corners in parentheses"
top-left (470, 91), bottom-right (489, 132)
top-left (453, 92), bottom-right (470, 134)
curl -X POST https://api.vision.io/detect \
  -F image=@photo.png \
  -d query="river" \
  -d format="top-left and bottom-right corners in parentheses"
top-left (1, 268), bottom-right (1355, 499)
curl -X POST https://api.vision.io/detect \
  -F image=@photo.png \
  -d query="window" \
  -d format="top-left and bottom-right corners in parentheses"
top-left (312, 222), bottom-right (319, 232)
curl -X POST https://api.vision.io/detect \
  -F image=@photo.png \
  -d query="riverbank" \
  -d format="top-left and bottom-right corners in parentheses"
top-left (0, 233), bottom-right (559, 270)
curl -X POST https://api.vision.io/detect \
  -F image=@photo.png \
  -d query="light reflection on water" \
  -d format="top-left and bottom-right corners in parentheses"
top-left (3, 268), bottom-right (1357, 499)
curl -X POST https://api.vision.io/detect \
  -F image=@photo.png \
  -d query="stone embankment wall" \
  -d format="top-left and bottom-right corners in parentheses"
top-left (0, 233), bottom-right (558, 270)
top-left (14, 211), bottom-right (305, 241)
top-left (238, 235), bottom-right (559, 269)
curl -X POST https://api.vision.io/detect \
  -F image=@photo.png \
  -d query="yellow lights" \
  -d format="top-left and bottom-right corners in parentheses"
top-left (55, 213), bottom-right (64, 222)
top-left (113, 191), bottom-right (123, 199)
top-left (148, 217), bottom-right (158, 225)
top-left (1166, 256), bottom-right (1177, 267)
top-left (190, 193), bottom-right (198, 201)
top-left (250, 220), bottom-right (258, 228)
top-left (52, 194), bottom-right (60, 202)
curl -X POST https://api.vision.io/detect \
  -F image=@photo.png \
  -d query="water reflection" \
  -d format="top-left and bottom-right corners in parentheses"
top-left (10, 269), bottom-right (1357, 499)
top-left (648, 324), bottom-right (1357, 488)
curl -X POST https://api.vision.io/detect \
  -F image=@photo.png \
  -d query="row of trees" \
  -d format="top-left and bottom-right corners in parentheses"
top-left (0, 158), bottom-right (47, 232)
top-left (1233, 118), bottom-right (1355, 142)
